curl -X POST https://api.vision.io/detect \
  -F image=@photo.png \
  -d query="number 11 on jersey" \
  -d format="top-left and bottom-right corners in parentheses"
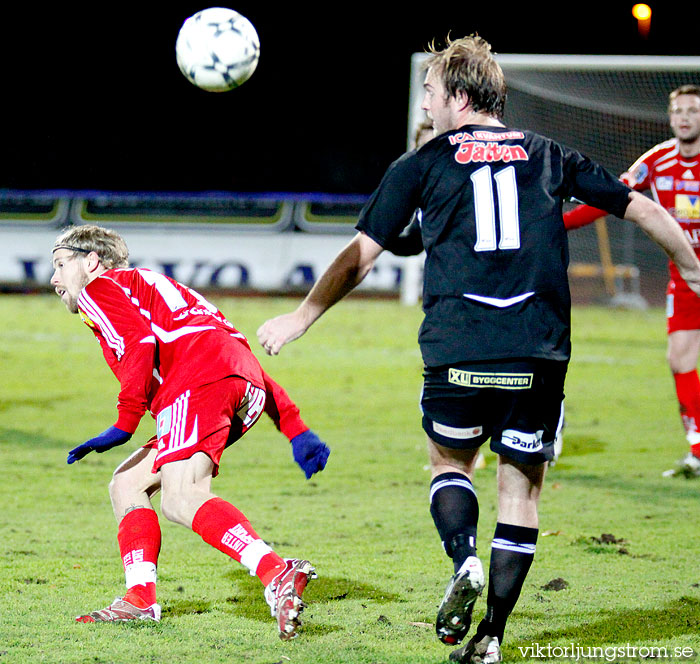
top-left (471, 165), bottom-right (521, 252)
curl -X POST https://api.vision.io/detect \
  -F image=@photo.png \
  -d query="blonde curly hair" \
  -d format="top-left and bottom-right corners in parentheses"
top-left (53, 224), bottom-right (129, 269)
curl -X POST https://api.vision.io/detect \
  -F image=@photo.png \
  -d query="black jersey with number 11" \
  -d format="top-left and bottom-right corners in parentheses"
top-left (356, 125), bottom-right (632, 367)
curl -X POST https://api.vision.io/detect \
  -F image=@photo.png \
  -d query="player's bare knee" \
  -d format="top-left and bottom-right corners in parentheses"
top-left (667, 331), bottom-right (700, 373)
top-left (427, 436), bottom-right (480, 477)
top-left (159, 494), bottom-right (180, 524)
top-left (159, 491), bottom-right (191, 526)
top-left (108, 470), bottom-right (133, 503)
top-left (667, 346), bottom-right (681, 372)
top-left (109, 476), bottom-right (143, 519)
top-left (668, 353), bottom-right (694, 374)
top-left (670, 358), bottom-right (691, 374)
top-left (110, 466), bottom-right (147, 501)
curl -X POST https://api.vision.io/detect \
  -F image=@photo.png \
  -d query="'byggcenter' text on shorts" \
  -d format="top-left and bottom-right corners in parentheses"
top-left (421, 359), bottom-right (567, 465)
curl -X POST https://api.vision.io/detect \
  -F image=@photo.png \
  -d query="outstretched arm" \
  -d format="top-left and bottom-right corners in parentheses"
top-left (563, 170), bottom-right (640, 231)
top-left (257, 231), bottom-right (384, 355)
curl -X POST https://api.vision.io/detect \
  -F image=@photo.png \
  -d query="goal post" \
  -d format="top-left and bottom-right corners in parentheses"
top-left (405, 53), bottom-right (700, 308)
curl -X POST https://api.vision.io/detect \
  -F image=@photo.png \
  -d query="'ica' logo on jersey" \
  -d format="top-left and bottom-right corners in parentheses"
top-left (449, 130), bottom-right (524, 144)
top-left (454, 141), bottom-right (529, 165)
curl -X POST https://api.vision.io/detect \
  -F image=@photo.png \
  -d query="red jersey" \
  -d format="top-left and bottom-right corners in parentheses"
top-left (77, 267), bottom-right (264, 433)
top-left (623, 138), bottom-right (700, 287)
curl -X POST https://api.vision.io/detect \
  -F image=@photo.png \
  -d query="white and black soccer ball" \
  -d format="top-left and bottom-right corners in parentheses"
top-left (175, 7), bottom-right (260, 92)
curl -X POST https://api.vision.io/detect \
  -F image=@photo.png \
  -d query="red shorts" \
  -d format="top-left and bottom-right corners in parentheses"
top-left (666, 279), bottom-right (700, 334)
top-left (143, 376), bottom-right (266, 475)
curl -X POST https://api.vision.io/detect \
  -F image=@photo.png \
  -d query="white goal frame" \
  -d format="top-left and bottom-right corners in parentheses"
top-left (402, 53), bottom-right (700, 308)
top-left (408, 54), bottom-right (700, 148)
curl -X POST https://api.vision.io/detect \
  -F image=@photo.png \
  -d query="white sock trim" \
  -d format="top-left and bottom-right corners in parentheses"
top-left (429, 477), bottom-right (477, 503)
top-left (687, 430), bottom-right (700, 445)
top-left (491, 538), bottom-right (536, 555)
top-left (240, 538), bottom-right (273, 575)
top-left (124, 561), bottom-right (157, 588)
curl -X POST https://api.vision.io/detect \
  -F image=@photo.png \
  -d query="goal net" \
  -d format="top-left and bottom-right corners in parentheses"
top-left (406, 54), bottom-right (700, 308)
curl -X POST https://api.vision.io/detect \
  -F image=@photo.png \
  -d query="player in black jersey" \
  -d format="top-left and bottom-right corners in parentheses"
top-left (258, 36), bottom-right (700, 663)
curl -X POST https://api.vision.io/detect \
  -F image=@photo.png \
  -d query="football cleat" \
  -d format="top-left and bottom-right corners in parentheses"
top-left (75, 597), bottom-right (161, 623)
top-left (662, 452), bottom-right (700, 478)
top-left (436, 555), bottom-right (485, 645)
top-left (450, 634), bottom-right (502, 664)
top-left (264, 558), bottom-right (316, 640)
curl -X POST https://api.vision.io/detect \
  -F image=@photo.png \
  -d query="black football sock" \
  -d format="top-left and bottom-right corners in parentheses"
top-left (429, 472), bottom-right (479, 572)
top-left (476, 522), bottom-right (538, 644)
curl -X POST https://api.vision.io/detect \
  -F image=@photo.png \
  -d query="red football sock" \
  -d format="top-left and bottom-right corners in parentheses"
top-left (192, 497), bottom-right (285, 586)
top-left (117, 508), bottom-right (161, 608)
top-left (673, 370), bottom-right (700, 455)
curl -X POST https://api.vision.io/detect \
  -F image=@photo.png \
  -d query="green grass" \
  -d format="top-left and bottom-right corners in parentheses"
top-left (1, 295), bottom-right (700, 663)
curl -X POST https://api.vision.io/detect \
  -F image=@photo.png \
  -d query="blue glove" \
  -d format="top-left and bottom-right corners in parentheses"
top-left (291, 429), bottom-right (330, 479)
top-left (67, 426), bottom-right (132, 464)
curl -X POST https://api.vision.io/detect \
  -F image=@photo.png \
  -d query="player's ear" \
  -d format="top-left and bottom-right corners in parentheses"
top-left (454, 90), bottom-right (471, 113)
top-left (85, 251), bottom-right (103, 273)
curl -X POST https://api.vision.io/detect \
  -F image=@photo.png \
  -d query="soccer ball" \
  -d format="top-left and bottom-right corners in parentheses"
top-left (175, 7), bottom-right (260, 92)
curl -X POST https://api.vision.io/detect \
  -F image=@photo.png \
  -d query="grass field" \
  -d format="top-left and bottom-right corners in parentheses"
top-left (1, 294), bottom-right (700, 664)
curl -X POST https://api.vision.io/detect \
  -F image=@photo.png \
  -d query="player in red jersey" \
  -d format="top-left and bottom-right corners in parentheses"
top-left (50, 224), bottom-right (328, 639)
top-left (563, 85), bottom-right (700, 478)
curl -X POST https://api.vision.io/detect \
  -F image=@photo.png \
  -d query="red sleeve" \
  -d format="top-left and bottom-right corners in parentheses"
top-left (78, 277), bottom-right (157, 433)
top-left (563, 204), bottom-right (608, 230)
top-left (261, 369), bottom-right (308, 440)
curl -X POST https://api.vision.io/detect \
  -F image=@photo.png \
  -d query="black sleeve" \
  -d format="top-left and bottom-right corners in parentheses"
top-left (563, 147), bottom-right (632, 218)
top-left (383, 211), bottom-right (424, 256)
top-left (356, 152), bottom-right (422, 248)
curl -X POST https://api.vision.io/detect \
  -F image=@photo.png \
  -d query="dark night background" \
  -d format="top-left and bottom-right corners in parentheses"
top-left (1, 3), bottom-right (696, 195)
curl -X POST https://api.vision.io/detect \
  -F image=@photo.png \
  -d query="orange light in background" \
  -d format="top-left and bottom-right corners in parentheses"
top-left (632, 3), bottom-right (652, 38)
top-left (632, 3), bottom-right (651, 19)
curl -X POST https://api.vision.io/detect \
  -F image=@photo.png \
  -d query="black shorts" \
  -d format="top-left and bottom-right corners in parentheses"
top-left (421, 359), bottom-right (567, 465)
